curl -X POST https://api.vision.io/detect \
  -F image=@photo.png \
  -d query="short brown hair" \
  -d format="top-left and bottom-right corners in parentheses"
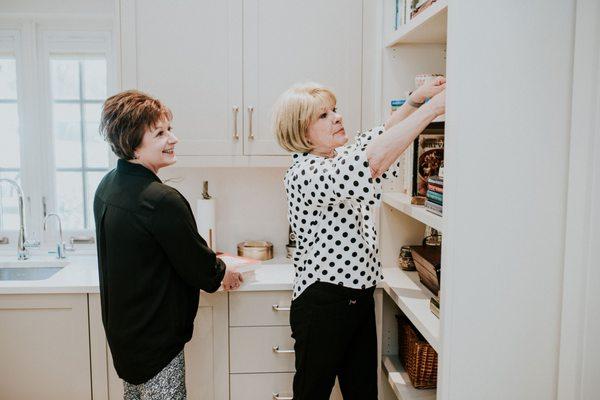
top-left (100, 90), bottom-right (173, 160)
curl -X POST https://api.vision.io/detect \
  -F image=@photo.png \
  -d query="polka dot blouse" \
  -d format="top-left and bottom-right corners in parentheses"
top-left (285, 126), bottom-right (401, 299)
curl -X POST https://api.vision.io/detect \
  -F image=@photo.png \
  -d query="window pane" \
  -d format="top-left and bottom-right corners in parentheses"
top-left (0, 58), bottom-right (17, 99)
top-left (86, 171), bottom-right (105, 229)
top-left (0, 103), bottom-right (20, 168)
top-left (83, 59), bottom-right (107, 100)
top-left (84, 103), bottom-right (109, 168)
top-left (53, 103), bottom-right (82, 168)
top-left (56, 172), bottom-right (84, 230)
top-left (50, 59), bottom-right (80, 100)
top-left (0, 171), bottom-right (21, 231)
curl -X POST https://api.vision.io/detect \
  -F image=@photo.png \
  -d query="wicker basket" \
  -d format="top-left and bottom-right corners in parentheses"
top-left (396, 315), bottom-right (438, 389)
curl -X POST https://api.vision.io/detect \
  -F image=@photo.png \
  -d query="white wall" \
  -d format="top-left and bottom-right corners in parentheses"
top-left (440, 1), bottom-right (576, 399)
top-left (159, 167), bottom-right (290, 258)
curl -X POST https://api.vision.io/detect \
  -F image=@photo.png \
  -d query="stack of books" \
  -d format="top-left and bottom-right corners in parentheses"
top-left (425, 175), bottom-right (443, 216)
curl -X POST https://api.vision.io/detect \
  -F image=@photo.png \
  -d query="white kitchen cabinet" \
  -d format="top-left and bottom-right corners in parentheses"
top-left (242, 0), bottom-right (363, 155)
top-left (120, 0), bottom-right (363, 160)
top-left (229, 290), bottom-right (343, 400)
top-left (0, 294), bottom-right (91, 400)
top-left (120, 0), bottom-right (243, 156)
top-left (89, 292), bottom-right (229, 400)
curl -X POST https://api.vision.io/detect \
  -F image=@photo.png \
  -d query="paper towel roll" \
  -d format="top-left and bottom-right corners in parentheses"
top-left (196, 198), bottom-right (216, 250)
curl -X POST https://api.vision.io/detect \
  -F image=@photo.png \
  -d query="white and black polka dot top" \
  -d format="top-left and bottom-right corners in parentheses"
top-left (285, 126), bottom-right (400, 299)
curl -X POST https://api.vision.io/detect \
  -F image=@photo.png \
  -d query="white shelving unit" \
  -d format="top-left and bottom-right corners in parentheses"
top-left (378, 1), bottom-right (447, 399)
top-left (382, 193), bottom-right (444, 232)
top-left (381, 267), bottom-right (440, 352)
top-left (383, 355), bottom-right (436, 400)
top-left (385, 0), bottom-right (447, 46)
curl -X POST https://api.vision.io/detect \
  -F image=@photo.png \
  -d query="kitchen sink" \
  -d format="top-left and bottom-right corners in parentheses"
top-left (0, 260), bottom-right (68, 281)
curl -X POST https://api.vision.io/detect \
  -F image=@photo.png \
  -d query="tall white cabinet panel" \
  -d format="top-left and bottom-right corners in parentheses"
top-left (121, 0), bottom-right (243, 156)
top-left (0, 294), bottom-right (91, 400)
top-left (243, 0), bottom-right (364, 155)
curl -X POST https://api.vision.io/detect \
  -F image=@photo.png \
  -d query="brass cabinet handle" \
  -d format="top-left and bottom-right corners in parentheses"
top-left (248, 106), bottom-right (255, 140)
top-left (272, 345), bottom-right (295, 354)
top-left (272, 393), bottom-right (293, 400)
top-left (272, 304), bottom-right (291, 312)
top-left (232, 106), bottom-right (239, 140)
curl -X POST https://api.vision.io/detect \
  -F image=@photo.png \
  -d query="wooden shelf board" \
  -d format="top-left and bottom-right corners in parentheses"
top-left (383, 355), bottom-right (437, 400)
top-left (381, 267), bottom-right (440, 352)
top-left (385, 0), bottom-right (447, 46)
top-left (382, 192), bottom-right (444, 232)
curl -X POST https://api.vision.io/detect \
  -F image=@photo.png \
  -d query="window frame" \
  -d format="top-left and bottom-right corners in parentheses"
top-left (0, 17), bottom-right (117, 250)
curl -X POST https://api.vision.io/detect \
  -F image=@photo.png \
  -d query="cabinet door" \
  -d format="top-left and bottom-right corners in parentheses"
top-left (0, 294), bottom-right (91, 400)
top-left (100, 293), bottom-right (229, 400)
top-left (243, 0), bottom-right (363, 155)
top-left (121, 0), bottom-right (243, 156)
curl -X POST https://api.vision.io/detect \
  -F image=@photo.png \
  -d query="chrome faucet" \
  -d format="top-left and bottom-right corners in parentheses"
top-left (0, 178), bottom-right (36, 260)
top-left (43, 213), bottom-right (66, 259)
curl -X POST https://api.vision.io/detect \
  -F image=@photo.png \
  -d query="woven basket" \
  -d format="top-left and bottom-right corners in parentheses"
top-left (396, 315), bottom-right (438, 389)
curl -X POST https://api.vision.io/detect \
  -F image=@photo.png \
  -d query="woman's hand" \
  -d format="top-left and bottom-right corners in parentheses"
top-left (222, 268), bottom-right (244, 291)
top-left (410, 77), bottom-right (446, 105)
top-left (424, 89), bottom-right (446, 117)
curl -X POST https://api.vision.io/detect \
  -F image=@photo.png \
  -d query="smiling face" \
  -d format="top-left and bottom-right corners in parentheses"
top-left (305, 104), bottom-right (348, 156)
top-left (134, 118), bottom-right (178, 173)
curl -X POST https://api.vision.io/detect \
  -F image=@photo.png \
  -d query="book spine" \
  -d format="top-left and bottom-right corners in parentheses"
top-left (428, 184), bottom-right (444, 194)
top-left (425, 200), bottom-right (443, 216)
top-left (426, 190), bottom-right (443, 204)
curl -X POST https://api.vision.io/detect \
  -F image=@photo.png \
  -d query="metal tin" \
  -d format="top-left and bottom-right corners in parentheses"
top-left (237, 240), bottom-right (274, 261)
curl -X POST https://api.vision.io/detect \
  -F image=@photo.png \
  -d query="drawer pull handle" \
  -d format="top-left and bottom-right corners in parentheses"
top-left (272, 304), bottom-right (291, 312)
top-left (232, 106), bottom-right (240, 140)
top-left (272, 393), bottom-right (293, 400)
top-left (272, 345), bottom-right (295, 354)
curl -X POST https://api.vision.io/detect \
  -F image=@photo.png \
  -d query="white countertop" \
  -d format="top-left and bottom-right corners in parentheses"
top-left (0, 251), bottom-right (294, 295)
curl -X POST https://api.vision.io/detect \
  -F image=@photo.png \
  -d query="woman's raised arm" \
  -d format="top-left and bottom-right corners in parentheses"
top-left (367, 90), bottom-right (445, 179)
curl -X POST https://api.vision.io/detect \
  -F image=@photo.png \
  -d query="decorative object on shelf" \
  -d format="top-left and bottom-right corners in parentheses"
top-left (196, 181), bottom-right (217, 250)
top-left (415, 73), bottom-right (444, 88)
top-left (396, 315), bottom-right (438, 389)
top-left (410, 241), bottom-right (441, 296)
top-left (424, 227), bottom-right (442, 246)
top-left (425, 175), bottom-right (444, 216)
top-left (429, 295), bottom-right (440, 318)
top-left (412, 126), bottom-right (444, 201)
top-left (285, 226), bottom-right (297, 260)
top-left (410, 0), bottom-right (438, 20)
top-left (398, 245), bottom-right (416, 271)
top-left (237, 240), bottom-right (273, 261)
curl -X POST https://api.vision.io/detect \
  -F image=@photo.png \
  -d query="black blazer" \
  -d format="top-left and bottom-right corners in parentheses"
top-left (94, 159), bottom-right (225, 384)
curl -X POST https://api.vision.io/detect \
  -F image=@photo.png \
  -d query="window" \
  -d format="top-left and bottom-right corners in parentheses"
top-left (50, 57), bottom-right (109, 230)
top-left (0, 55), bottom-right (21, 231)
top-left (0, 25), bottom-right (114, 242)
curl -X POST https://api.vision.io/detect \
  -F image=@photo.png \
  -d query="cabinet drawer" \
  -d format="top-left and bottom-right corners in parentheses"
top-left (230, 291), bottom-right (292, 327)
top-left (230, 373), bottom-right (343, 400)
top-left (230, 373), bottom-right (294, 400)
top-left (230, 326), bottom-right (295, 373)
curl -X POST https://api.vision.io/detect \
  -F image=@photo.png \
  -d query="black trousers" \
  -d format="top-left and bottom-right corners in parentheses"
top-left (290, 282), bottom-right (378, 400)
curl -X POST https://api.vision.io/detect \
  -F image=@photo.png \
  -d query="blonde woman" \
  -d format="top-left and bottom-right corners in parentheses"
top-left (273, 80), bottom-right (445, 399)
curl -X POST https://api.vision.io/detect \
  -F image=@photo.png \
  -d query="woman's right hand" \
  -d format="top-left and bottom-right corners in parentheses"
top-left (425, 89), bottom-right (446, 117)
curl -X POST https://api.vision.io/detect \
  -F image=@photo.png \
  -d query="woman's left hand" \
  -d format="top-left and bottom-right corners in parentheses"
top-left (222, 267), bottom-right (244, 291)
top-left (410, 77), bottom-right (446, 104)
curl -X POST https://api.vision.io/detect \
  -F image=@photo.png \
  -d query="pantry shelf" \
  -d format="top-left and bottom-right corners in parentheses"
top-left (382, 192), bottom-right (444, 232)
top-left (385, 0), bottom-right (447, 47)
top-left (383, 355), bottom-right (437, 400)
top-left (381, 267), bottom-right (440, 352)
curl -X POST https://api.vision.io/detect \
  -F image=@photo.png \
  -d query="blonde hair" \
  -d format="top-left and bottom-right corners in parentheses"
top-left (272, 82), bottom-right (337, 153)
